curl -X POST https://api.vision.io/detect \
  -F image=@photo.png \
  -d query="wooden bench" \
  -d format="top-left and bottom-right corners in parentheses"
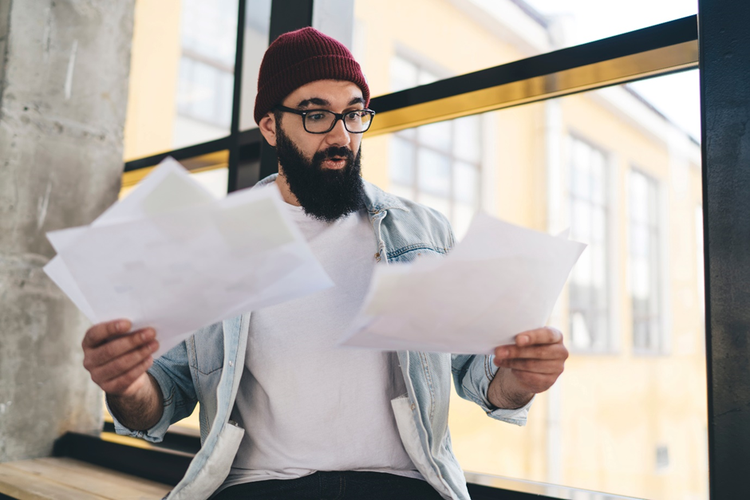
top-left (0, 430), bottom-right (577, 500)
top-left (0, 456), bottom-right (171, 500)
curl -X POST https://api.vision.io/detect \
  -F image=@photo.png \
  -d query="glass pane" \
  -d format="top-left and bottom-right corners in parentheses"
top-left (454, 162), bottom-right (479, 205)
top-left (418, 120), bottom-right (452, 152)
top-left (630, 71), bottom-right (701, 142)
top-left (124, 0), bottom-right (240, 160)
top-left (125, 1), bottom-right (273, 160)
top-left (389, 135), bottom-right (416, 185)
top-left (417, 149), bottom-right (451, 196)
top-left (360, 69), bottom-right (706, 499)
top-left (181, 0), bottom-right (238, 66)
top-left (418, 192), bottom-right (451, 219)
top-left (239, 0), bottom-right (273, 130)
top-left (526, 0), bottom-right (697, 50)
top-left (365, 114), bottom-right (483, 237)
top-left (389, 182), bottom-right (415, 202)
top-left (390, 54), bottom-right (420, 92)
top-left (453, 115), bottom-right (481, 163)
top-left (353, 0), bottom-right (697, 97)
top-left (630, 171), bottom-right (649, 223)
top-left (629, 169), bottom-right (662, 354)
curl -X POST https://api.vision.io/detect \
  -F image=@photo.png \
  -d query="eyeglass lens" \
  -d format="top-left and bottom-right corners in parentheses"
top-left (305, 110), bottom-right (373, 133)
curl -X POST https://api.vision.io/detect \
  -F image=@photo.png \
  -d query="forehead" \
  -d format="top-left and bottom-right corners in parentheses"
top-left (282, 80), bottom-right (364, 108)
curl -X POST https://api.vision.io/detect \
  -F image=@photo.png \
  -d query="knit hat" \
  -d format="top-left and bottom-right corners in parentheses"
top-left (254, 27), bottom-right (370, 124)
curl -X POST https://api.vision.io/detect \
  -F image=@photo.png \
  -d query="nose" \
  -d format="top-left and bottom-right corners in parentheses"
top-left (323, 117), bottom-right (351, 148)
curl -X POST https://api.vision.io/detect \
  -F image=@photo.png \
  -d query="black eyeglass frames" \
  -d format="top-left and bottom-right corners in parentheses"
top-left (275, 105), bottom-right (376, 134)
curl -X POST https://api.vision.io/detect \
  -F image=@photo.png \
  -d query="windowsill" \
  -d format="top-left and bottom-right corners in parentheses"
top-left (464, 471), bottom-right (645, 500)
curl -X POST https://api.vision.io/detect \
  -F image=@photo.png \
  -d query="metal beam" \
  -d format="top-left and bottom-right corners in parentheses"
top-left (368, 16), bottom-right (698, 136)
top-left (227, 0), bottom-right (248, 193)
top-left (698, 0), bottom-right (750, 498)
top-left (254, 0), bottom-right (316, 185)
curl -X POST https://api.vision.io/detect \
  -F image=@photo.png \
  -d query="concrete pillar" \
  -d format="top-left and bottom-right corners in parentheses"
top-left (0, 0), bottom-right (135, 462)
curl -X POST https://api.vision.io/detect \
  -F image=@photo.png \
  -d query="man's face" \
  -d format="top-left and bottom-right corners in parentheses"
top-left (262, 80), bottom-right (367, 222)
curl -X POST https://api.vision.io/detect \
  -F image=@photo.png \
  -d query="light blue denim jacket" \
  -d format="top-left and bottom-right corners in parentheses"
top-left (112, 175), bottom-right (532, 500)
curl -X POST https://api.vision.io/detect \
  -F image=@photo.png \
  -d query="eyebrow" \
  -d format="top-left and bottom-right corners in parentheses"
top-left (296, 97), bottom-right (365, 109)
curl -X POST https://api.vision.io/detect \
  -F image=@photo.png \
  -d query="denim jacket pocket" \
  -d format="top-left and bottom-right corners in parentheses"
top-left (189, 323), bottom-right (225, 375)
top-left (388, 245), bottom-right (447, 264)
top-left (391, 396), bottom-right (456, 499)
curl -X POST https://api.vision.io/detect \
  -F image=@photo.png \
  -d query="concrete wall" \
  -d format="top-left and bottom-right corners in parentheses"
top-left (0, 0), bottom-right (135, 462)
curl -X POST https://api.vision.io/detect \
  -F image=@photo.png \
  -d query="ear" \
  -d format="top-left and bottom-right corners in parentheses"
top-left (259, 112), bottom-right (277, 147)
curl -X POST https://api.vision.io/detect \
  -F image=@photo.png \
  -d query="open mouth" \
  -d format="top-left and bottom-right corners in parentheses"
top-left (323, 156), bottom-right (347, 169)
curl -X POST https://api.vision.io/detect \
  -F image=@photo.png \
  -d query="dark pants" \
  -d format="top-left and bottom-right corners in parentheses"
top-left (213, 471), bottom-right (445, 499)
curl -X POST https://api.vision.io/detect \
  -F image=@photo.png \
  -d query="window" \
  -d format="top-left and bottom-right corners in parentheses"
top-left (176, 54), bottom-right (234, 129)
top-left (388, 55), bottom-right (482, 237)
top-left (123, 0), bottom-right (241, 160)
top-left (568, 136), bottom-right (610, 351)
top-left (173, 0), bottom-right (239, 148)
top-left (629, 169), bottom-right (663, 353)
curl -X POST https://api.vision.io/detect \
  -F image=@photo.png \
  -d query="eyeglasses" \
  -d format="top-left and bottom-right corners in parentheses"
top-left (275, 105), bottom-right (376, 134)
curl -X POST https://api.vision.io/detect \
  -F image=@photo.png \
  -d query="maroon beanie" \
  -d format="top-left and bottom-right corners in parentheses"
top-left (254, 27), bottom-right (370, 124)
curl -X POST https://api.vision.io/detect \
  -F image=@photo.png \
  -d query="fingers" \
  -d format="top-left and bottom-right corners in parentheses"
top-left (89, 338), bottom-right (159, 383)
top-left (81, 320), bottom-right (160, 396)
top-left (84, 328), bottom-right (156, 370)
top-left (99, 358), bottom-right (154, 396)
top-left (495, 357), bottom-right (565, 373)
top-left (493, 328), bottom-right (565, 360)
top-left (515, 327), bottom-right (563, 347)
top-left (82, 319), bottom-right (132, 349)
top-left (495, 342), bottom-right (568, 361)
top-left (492, 326), bottom-right (569, 387)
top-left (502, 369), bottom-right (558, 395)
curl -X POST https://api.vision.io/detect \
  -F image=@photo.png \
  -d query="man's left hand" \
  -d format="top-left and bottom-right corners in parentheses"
top-left (487, 327), bottom-right (568, 409)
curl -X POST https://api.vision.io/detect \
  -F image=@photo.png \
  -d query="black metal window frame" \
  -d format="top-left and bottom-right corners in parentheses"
top-left (106, 2), bottom-right (750, 499)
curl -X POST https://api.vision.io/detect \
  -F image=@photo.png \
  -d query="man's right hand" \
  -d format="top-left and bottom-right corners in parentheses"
top-left (82, 319), bottom-right (159, 397)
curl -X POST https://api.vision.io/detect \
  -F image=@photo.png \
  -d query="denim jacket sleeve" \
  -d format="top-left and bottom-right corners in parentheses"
top-left (110, 340), bottom-right (198, 443)
top-left (451, 353), bottom-right (533, 426)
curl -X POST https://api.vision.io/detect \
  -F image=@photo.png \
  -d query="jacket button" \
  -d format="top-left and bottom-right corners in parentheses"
top-left (229, 361), bottom-right (234, 367)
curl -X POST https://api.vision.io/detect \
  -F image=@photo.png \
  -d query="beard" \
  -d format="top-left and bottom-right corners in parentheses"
top-left (275, 124), bottom-right (365, 223)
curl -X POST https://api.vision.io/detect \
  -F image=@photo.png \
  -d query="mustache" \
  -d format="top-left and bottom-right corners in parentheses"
top-left (315, 146), bottom-right (355, 162)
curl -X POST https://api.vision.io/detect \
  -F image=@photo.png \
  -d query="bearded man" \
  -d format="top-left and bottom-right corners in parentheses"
top-left (81, 27), bottom-right (568, 500)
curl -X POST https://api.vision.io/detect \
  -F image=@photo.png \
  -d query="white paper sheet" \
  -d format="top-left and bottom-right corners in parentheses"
top-left (338, 212), bottom-right (587, 355)
top-left (44, 158), bottom-right (333, 357)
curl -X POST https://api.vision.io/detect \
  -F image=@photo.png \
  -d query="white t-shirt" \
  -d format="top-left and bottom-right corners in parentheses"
top-left (221, 205), bottom-right (419, 491)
